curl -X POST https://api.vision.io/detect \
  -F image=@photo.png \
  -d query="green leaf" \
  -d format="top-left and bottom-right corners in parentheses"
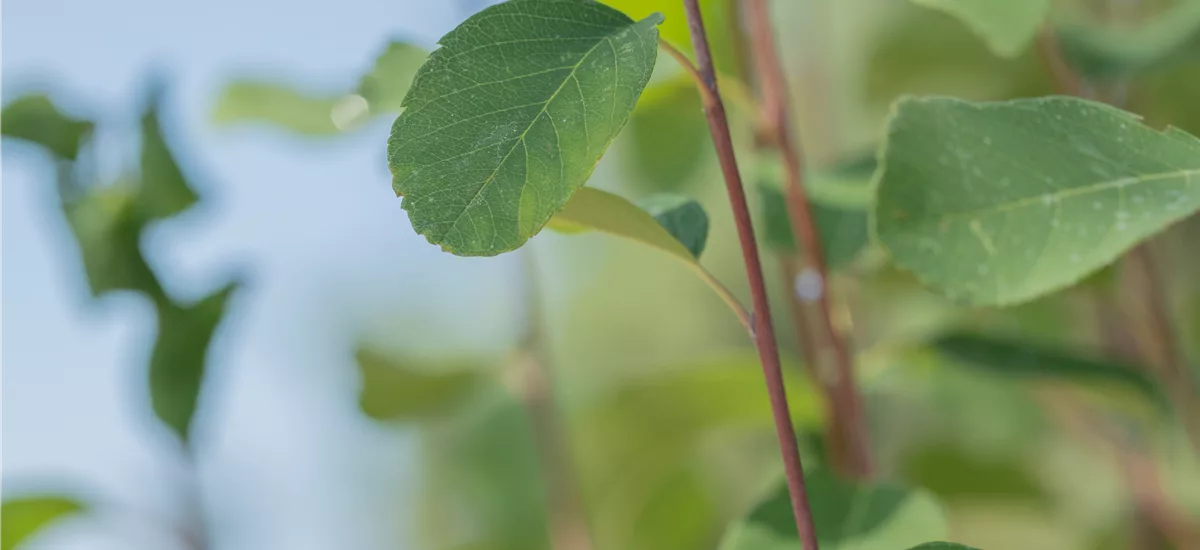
top-left (637, 194), bottom-right (709, 258)
top-left (906, 544), bottom-right (980, 550)
top-left (138, 89), bottom-right (198, 220)
top-left (932, 333), bottom-right (1165, 408)
top-left (874, 96), bottom-right (1200, 306)
top-left (63, 184), bottom-right (162, 299)
top-left (1, 496), bottom-right (84, 550)
top-left (149, 281), bottom-right (239, 443)
top-left (212, 82), bottom-right (344, 135)
top-left (908, 0), bottom-right (1049, 57)
top-left (625, 75), bottom-right (709, 192)
top-left (1056, 1), bottom-right (1200, 79)
top-left (388, 0), bottom-right (662, 256)
top-left (1, 95), bottom-right (93, 160)
top-left (355, 347), bottom-right (486, 421)
top-left (899, 445), bottom-right (1048, 504)
top-left (600, 0), bottom-right (740, 76)
top-left (356, 41), bottom-right (428, 114)
top-left (758, 155), bottom-right (874, 269)
top-left (721, 469), bottom-right (946, 550)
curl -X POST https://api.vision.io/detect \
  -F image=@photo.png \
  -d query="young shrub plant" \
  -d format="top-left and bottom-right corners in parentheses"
top-left (379, 0), bottom-right (1200, 549)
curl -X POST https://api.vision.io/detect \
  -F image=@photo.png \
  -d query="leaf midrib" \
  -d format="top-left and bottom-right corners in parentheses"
top-left (907, 167), bottom-right (1200, 225)
top-left (435, 28), bottom-right (624, 244)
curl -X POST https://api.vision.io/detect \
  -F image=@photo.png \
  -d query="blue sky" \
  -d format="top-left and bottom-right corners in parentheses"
top-left (2, 1), bottom-right (524, 548)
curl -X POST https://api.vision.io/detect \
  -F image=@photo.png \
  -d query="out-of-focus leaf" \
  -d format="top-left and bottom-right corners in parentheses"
top-left (63, 184), bottom-right (162, 299)
top-left (874, 96), bottom-right (1200, 306)
top-left (908, 0), bottom-right (1049, 57)
top-left (720, 469), bottom-right (947, 550)
top-left (212, 82), bottom-right (343, 135)
top-left (355, 347), bottom-right (487, 421)
top-left (906, 544), bottom-right (981, 550)
top-left (759, 155), bottom-right (873, 269)
top-left (1, 496), bottom-right (84, 550)
top-left (625, 76), bottom-right (709, 192)
top-left (419, 388), bottom-right (550, 550)
top-left (1138, 60), bottom-right (1200, 137)
top-left (137, 90), bottom-right (198, 220)
top-left (899, 445), bottom-right (1048, 504)
top-left (1056, 0), bottom-right (1200, 79)
top-left (1, 95), bottom-right (93, 160)
top-left (578, 353), bottom-right (823, 550)
top-left (601, 0), bottom-right (739, 75)
top-left (149, 281), bottom-right (239, 443)
top-left (637, 194), bottom-right (709, 258)
top-left (932, 333), bottom-right (1164, 408)
top-left (866, 7), bottom-right (1050, 107)
top-left (356, 41), bottom-right (428, 114)
top-left (390, 1), bottom-right (662, 257)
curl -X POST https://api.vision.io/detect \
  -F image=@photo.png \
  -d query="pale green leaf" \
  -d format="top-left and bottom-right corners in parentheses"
top-left (720, 469), bottom-right (946, 550)
top-left (551, 187), bottom-right (746, 324)
top-left (553, 187), bottom-right (695, 262)
top-left (388, 0), bottom-right (662, 256)
top-left (874, 96), bottom-right (1200, 306)
top-left (212, 82), bottom-right (343, 135)
top-left (138, 89), bottom-right (199, 220)
top-left (355, 347), bottom-right (487, 421)
top-left (638, 194), bottom-right (709, 258)
top-left (1, 95), bottom-right (93, 160)
top-left (356, 41), bottom-right (428, 114)
top-left (1, 496), bottom-right (84, 550)
top-left (600, 0), bottom-right (740, 75)
top-left (908, 0), bottom-right (1050, 57)
top-left (150, 281), bottom-right (239, 443)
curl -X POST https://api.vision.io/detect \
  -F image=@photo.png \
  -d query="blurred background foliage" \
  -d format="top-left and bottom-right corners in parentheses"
top-left (4, 0), bottom-right (1200, 549)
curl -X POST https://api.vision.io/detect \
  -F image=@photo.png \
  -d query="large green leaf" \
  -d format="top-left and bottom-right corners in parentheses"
top-left (63, 184), bottom-right (163, 300)
top-left (874, 96), bottom-right (1200, 306)
top-left (720, 469), bottom-right (947, 550)
top-left (1, 95), bottom-right (93, 160)
top-left (388, 0), bottom-right (662, 256)
top-left (908, 0), bottom-right (1050, 57)
top-left (149, 281), bottom-right (239, 443)
top-left (1056, 0), bottom-right (1200, 79)
top-left (138, 91), bottom-right (199, 220)
top-left (355, 347), bottom-right (488, 422)
top-left (1, 496), bottom-right (84, 550)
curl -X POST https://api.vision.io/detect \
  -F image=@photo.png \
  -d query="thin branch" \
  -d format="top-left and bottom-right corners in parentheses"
top-left (681, 2), bottom-right (820, 549)
top-left (516, 251), bottom-right (595, 550)
top-left (742, 0), bottom-right (873, 479)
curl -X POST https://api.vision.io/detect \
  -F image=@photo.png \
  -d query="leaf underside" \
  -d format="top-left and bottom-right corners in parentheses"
top-left (388, 0), bottom-right (662, 256)
top-left (875, 96), bottom-right (1200, 306)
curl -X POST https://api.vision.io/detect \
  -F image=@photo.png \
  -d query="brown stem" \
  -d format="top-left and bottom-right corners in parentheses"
top-left (682, 2), bottom-right (820, 548)
top-left (742, 0), bottom-right (873, 479)
top-left (515, 252), bottom-right (594, 550)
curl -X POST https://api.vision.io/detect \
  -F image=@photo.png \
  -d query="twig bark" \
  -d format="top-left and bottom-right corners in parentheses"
top-left (681, 2), bottom-right (821, 548)
top-left (741, 0), bottom-right (873, 479)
